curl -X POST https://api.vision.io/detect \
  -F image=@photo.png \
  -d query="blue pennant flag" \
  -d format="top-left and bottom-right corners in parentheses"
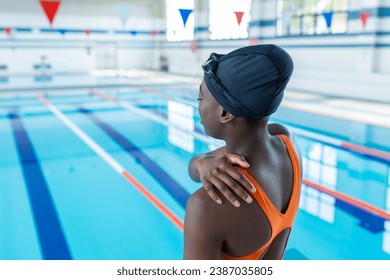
top-left (58, 28), bottom-right (67, 36)
top-left (178, 9), bottom-right (192, 27)
top-left (130, 30), bottom-right (137, 36)
top-left (322, 11), bottom-right (334, 29)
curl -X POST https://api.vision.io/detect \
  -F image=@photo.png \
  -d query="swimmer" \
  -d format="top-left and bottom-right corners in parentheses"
top-left (184, 44), bottom-right (302, 260)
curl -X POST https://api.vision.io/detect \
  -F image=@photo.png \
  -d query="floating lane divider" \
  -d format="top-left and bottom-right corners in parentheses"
top-left (36, 93), bottom-right (184, 231)
top-left (89, 89), bottom-right (219, 146)
top-left (277, 122), bottom-right (390, 163)
top-left (303, 179), bottom-right (390, 220)
top-left (340, 142), bottom-right (390, 162)
top-left (137, 87), bottom-right (390, 163)
top-left (91, 89), bottom-right (389, 222)
top-left (139, 87), bottom-right (198, 107)
top-left (78, 107), bottom-right (189, 209)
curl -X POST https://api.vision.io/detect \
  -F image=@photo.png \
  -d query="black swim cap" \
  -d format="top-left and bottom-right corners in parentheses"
top-left (202, 44), bottom-right (293, 120)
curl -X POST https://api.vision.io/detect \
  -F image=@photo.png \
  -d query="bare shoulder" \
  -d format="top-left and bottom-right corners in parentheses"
top-left (268, 122), bottom-right (302, 175)
top-left (267, 122), bottom-right (292, 138)
top-left (186, 188), bottom-right (225, 217)
top-left (185, 187), bottom-right (234, 233)
top-left (268, 122), bottom-right (299, 149)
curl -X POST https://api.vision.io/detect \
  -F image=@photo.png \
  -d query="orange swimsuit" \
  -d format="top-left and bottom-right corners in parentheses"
top-left (221, 134), bottom-right (301, 260)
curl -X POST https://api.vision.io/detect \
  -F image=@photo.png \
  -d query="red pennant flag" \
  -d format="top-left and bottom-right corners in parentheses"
top-left (359, 12), bottom-right (371, 30)
top-left (189, 40), bottom-right (197, 53)
top-left (248, 38), bottom-right (260, 46)
top-left (4, 27), bottom-right (11, 36)
top-left (234, 11), bottom-right (245, 26)
top-left (151, 30), bottom-right (157, 37)
top-left (39, 0), bottom-right (62, 26)
top-left (85, 29), bottom-right (91, 36)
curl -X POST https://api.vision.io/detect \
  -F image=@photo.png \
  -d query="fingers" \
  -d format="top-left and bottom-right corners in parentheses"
top-left (225, 168), bottom-right (257, 194)
top-left (217, 172), bottom-right (253, 204)
top-left (203, 182), bottom-right (222, 204)
top-left (226, 153), bottom-right (250, 168)
top-left (199, 153), bottom-right (256, 207)
top-left (207, 177), bottom-right (242, 207)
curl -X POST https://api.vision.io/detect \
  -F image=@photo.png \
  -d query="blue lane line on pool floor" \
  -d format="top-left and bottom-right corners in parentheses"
top-left (78, 107), bottom-right (190, 209)
top-left (8, 111), bottom-right (72, 260)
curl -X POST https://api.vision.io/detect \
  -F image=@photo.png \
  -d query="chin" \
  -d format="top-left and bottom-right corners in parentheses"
top-left (204, 129), bottom-right (222, 140)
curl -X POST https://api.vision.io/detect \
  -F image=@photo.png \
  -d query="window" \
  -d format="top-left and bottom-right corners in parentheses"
top-left (166, 0), bottom-right (194, 42)
top-left (209, 0), bottom-right (252, 40)
top-left (276, 0), bottom-right (348, 36)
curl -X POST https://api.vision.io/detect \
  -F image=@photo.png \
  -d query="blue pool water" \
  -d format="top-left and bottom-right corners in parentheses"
top-left (0, 76), bottom-right (389, 260)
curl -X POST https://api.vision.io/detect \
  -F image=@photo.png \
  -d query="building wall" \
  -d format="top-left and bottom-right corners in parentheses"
top-left (0, 0), bottom-right (389, 102)
top-left (163, 0), bottom-right (390, 102)
top-left (0, 3), bottom-right (160, 75)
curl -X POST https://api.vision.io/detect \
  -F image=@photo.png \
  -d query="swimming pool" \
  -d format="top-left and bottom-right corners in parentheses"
top-left (1, 74), bottom-right (389, 260)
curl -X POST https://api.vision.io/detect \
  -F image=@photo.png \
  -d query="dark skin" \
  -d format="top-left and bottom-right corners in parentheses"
top-left (184, 79), bottom-right (302, 259)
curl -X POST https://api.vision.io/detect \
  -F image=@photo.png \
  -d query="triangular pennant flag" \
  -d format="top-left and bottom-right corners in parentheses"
top-left (4, 27), bottom-right (11, 36)
top-left (85, 29), bottom-right (91, 36)
top-left (130, 30), bottom-right (138, 36)
top-left (114, 3), bottom-right (132, 27)
top-left (39, 0), bottom-right (61, 26)
top-left (322, 11), bottom-right (334, 29)
top-left (189, 40), bottom-right (197, 53)
top-left (151, 30), bottom-right (157, 37)
top-left (359, 12), bottom-right (371, 30)
top-left (58, 28), bottom-right (66, 36)
top-left (249, 38), bottom-right (260, 46)
top-left (234, 11), bottom-right (245, 26)
top-left (178, 9), bottom-right (192, 28)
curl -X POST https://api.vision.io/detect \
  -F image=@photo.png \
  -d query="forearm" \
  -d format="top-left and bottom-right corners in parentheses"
top-left (188, 154), bottom-right (205, 182)
top-left (188, 146), bottom-right (227, 183)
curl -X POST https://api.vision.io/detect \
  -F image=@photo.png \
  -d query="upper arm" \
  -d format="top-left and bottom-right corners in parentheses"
top-left (183, 189), bottom-right (224, 259)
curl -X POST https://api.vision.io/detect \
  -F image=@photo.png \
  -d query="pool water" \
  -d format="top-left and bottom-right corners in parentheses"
top-left (1, 77), bottom-right (389, 260)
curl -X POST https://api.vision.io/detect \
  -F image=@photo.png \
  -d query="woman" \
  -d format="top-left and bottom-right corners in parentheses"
top-left (184, 44), bottom-right (302, 260)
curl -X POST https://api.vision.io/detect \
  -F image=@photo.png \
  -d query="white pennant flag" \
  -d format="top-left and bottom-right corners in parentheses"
top-left (114, 3), bottom-right (132, 27)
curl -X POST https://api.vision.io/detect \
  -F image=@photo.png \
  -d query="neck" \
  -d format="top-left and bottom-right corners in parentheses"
top-left (224, 125), bottom-right (271, 162)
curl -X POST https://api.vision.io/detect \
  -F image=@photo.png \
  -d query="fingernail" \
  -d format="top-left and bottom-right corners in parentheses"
top-left (234, 201), bottom-right (241, 207)
top-left (246, 196), bottom-right (253, 203)
top-left (216, 198), bottom-right (222, 204)
top-left (251, 187), bottom-right (257, 193)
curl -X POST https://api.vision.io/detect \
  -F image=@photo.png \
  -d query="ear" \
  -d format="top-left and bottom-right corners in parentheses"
top-left (220, 109), bottom-right (235, 124)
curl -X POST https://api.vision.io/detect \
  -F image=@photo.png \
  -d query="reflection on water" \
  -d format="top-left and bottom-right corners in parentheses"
top-left (167, 100), bottom-right (194, 153)
top-left (300, 141), bottom-right (337, 223)
top-left (298, 136), bottom-right (390, 258)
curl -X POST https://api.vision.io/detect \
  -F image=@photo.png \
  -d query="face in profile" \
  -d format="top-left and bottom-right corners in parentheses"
top-left (198, 79), bottom-right (224, 139)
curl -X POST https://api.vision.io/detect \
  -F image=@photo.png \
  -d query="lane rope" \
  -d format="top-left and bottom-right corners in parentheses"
top-left (37, 93), bottom-right (184, 231)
